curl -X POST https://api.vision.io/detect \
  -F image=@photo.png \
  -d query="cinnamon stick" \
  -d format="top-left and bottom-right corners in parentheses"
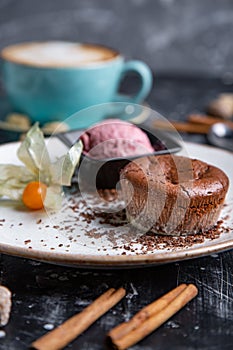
top-left (188, 113), bottom-right (233, 129)
top-left (153, 119), bottom-right (210, 134)
top-left (154, 114), bottom-right (233, 135)
top-left (107, 284), bottom-right (198, 350)
top-left (108, 283), bottom-right (187, 342)
top-left (31, 287), bottom-right (126, 350)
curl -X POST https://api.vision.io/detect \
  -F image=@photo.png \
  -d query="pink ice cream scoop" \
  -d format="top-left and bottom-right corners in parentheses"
top-left (80, 119), bottom-right (154, 159)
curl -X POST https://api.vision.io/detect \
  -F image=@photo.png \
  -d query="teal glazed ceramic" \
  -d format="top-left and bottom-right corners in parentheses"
top-left (1, 43), bottom-right (152, 128)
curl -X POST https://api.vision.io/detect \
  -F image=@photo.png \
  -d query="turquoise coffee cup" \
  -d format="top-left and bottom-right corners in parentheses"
top-left (1, 42), bottom-right (153, 128)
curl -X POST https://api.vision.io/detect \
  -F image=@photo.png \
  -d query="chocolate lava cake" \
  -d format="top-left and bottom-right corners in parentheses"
top-left (120, 155), bottom-right (229, 235)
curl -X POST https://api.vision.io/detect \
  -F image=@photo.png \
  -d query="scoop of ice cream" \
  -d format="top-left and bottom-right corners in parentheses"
top-left (80, 119), bottom-right (154, 159)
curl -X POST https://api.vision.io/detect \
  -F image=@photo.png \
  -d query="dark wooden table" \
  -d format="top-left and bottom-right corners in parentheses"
top-left (0, 76), bottom-right (233, 350)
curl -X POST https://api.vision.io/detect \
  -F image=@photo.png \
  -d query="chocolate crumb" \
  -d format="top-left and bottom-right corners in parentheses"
top-left (97, 189), bottom-right (118, 202)
top-left (24, 240), bottom-right (31, 245)
top-left (117, 220), bottom-right (230, 253)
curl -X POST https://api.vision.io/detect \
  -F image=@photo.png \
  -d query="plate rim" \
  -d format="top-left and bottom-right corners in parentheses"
top-left (0, 237), bottom-right (233, 267)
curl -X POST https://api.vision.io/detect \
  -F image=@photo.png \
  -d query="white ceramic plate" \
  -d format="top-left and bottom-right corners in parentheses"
top-left (0, 139), bottom-right (232, 267)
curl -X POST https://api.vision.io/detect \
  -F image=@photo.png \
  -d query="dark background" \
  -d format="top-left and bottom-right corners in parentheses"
top-left (0, 0), bottom-right (233, 77)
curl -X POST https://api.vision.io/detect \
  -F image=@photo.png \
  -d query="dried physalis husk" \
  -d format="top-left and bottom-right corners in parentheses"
top-left (5, 113), bottom-right (31, 131)
top-left (0, 286), bottom-right (12, 326)
top-left (42, 121), bottom-right (70, 135)
top-left (207, 93), bottom-right (233, 119)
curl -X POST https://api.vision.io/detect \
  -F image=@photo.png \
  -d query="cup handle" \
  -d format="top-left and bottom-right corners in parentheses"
top-left (114, 60), bottom-right (153, 103)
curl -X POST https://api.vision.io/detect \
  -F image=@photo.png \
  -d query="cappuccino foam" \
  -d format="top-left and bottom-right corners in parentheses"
top-left (1, 42), bottom-right (118, 67)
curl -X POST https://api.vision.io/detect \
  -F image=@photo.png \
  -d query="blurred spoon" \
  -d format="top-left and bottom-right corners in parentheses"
top-left (208, 122), bottom-right (233, 151)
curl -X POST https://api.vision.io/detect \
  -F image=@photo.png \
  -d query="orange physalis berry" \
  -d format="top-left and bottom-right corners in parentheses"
top-left (22, 181), bottom-right (47, 210)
